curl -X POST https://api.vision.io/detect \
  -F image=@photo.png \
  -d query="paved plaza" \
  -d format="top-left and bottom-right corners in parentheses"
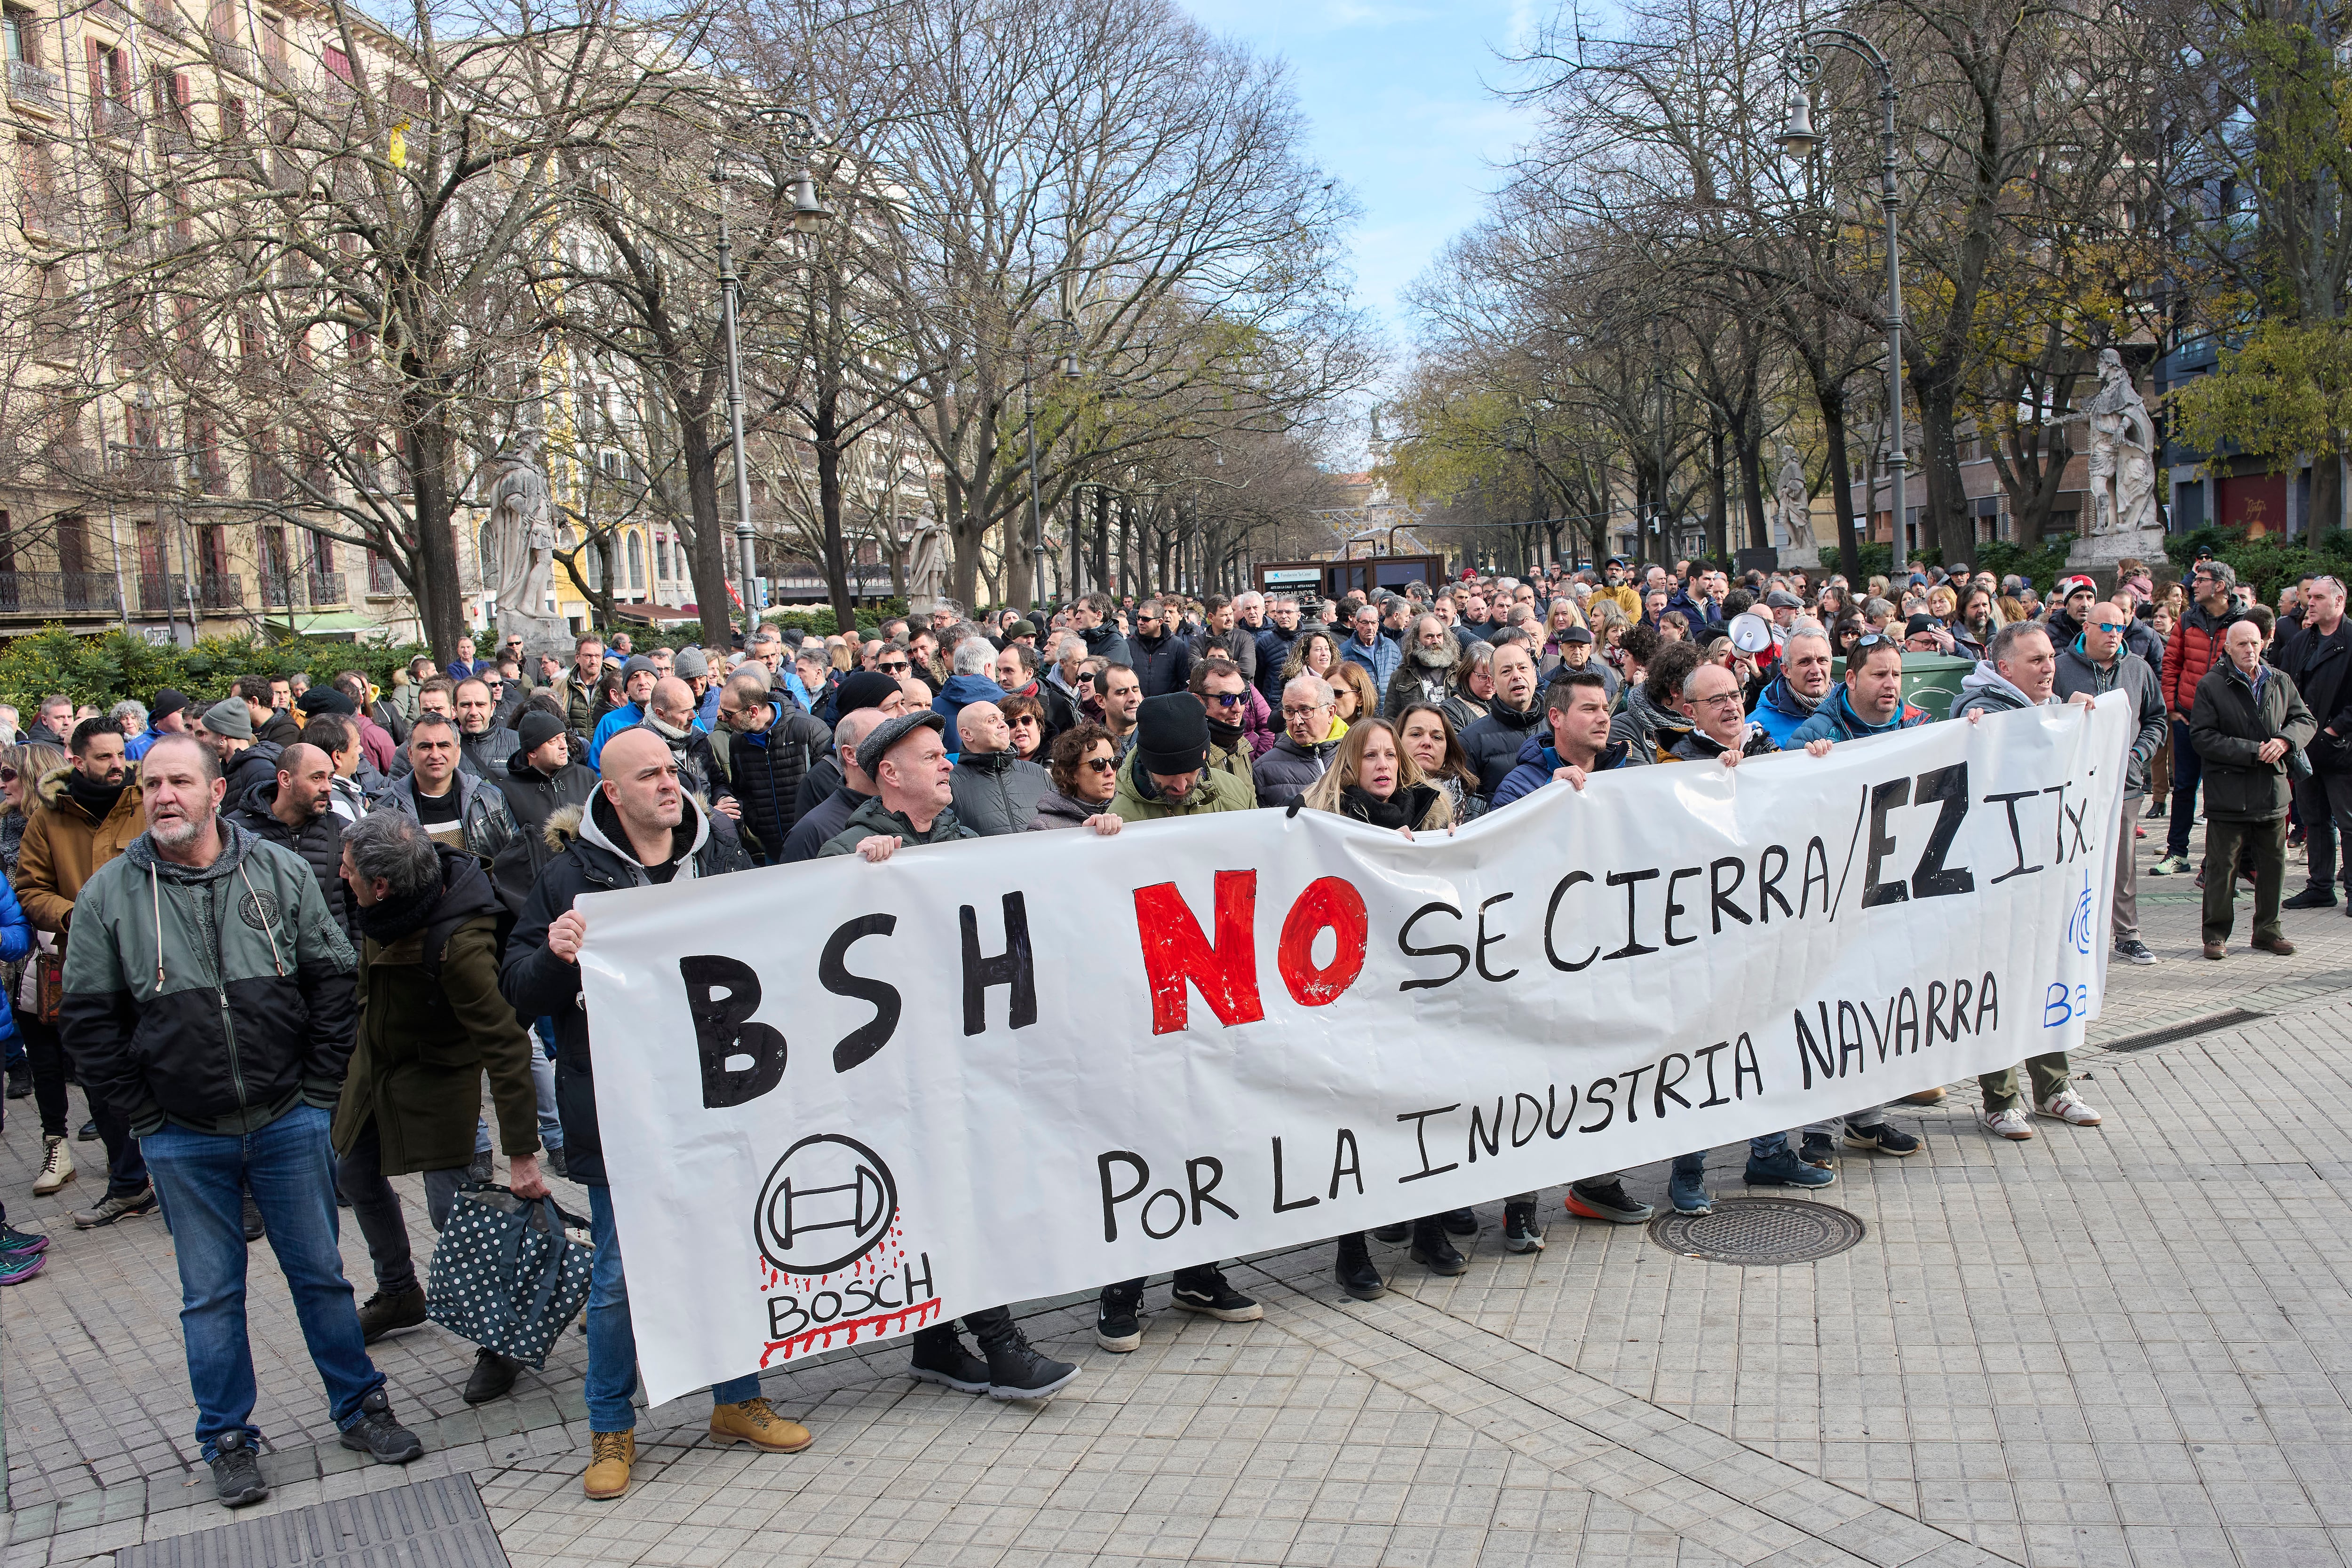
top-left (6, 816), bottom-right (2352, 1568)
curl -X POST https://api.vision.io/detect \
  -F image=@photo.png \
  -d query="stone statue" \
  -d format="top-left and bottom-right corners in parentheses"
top-left (483, 452), bottom-right (566, 657)
top-left (905, 516), bottom-right (947, 615)
top-left (1773, 443), bottom-right (1817, 550)
top-left (2083, 348), bottom-right (2160, 537)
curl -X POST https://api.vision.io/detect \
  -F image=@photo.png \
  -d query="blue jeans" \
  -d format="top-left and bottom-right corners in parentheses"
top-left (584, 1184), bottom-right (756, 1432)
top-left (2167, 717), bottom-right (2203, 858)
top-left (139, 1104), bottom-right (384, 1460)
top-left (475, 1036), bottom-right (564, 1158)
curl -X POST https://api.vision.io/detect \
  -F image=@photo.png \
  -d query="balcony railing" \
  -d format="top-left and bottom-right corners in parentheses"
top-left (306, 569), bottom-right (347, 605)
top-left (5, 60), bottom-right (62, 113)
top-left (208, 39), bottom-right (250, 76)
top-left (137, 571), bottom-right (243, 615)
top-left (91, 97), bottom-right (140, 140)
top-left (0, 571), bottom-right (124, 616)
top-left (142, 0), bottom-right (185, 36)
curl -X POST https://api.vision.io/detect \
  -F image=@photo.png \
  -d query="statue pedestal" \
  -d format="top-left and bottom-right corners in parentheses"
top-left (1735, 546), bottom-right (1781, 578)
top-left (499, 607), bottom-right (571, 665)
top-left (2066, 527), bottom-right (2167, 591)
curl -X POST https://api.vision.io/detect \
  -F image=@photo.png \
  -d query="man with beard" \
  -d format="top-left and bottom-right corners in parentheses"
top-left (226, 742), bottom-right (353, 941)
top-left (62, 735), bottom-right (421, 1508)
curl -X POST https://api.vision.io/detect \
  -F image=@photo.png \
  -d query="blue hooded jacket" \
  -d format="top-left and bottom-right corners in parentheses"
top-left (1783, 684), bottom-right (1931, 748)
top-left (1749, 674), bottom-right (1824, 749)
top-left (932, 673), bottom-right (1007, 753)
top-left (1490, 726), bottom-right (1649, 808)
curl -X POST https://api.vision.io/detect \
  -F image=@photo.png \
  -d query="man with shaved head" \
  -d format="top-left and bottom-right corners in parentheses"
top-left (500, 725), bottom-right (802, 1500)
top-left (947, 699), bottom-right (1049, 835)
top-left (227, 740), bottom-right (354, 941)
top-left (641, 676), bottom-right (737, 823)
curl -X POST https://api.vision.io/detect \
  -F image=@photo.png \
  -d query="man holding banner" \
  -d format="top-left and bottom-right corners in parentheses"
top-left (500, 728), bottom-right (810, 1502)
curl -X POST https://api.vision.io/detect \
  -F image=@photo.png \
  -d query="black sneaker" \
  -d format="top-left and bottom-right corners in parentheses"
top-left (2282, 886), bottom-right (2336, 910)
top-left (467, 1149), bottom-right (494, 1185)
top-left (908, 1323), bottom-right (993, 1390)
top-left (0, 1222), bottom-right (50, 1255)
top-left (1409, 1218), bottom-right (1466, 1276)
top-left (2114, 938), bottom-right (2157, 965)
top-left (1094, 1296), bottom-right (1143, 1354)
top-left (1170, 1267), bottom-right (1262, 1322)
top-left (5, 1064), bottom-right (28, 1099)
top-left (547, 1146), bottom-right (569, 1180)
top-left (1843, 1122), bottom-right (1921, 1156)
top-left (1371, 1222), bottom-right (1410, 1243)
top-left (1503, 1203), bottom-right (1544, 1253)
top-left (1441, 1208), bottom-right (1478, 1236)
top-left (1564, 1180), bottom-right (1653, 1224)
top-left (356, 1284), bottom-right (428, 1343)
top-left (463, 1346), bottom-right (522, 1405)
top-left (981, 1328), bottom-right (1080, 1401)
top-left (210, 1431), bottom-right (269, 1509)
top-left (241, 1192), bottom-right (265, 1243)
top-left (337, 1389), bottom-right (423, 1464)
top-left (1334, 1233), bottom-right (1384, 1300)
top-left (1799, 1132), bottom-right (1837, 1169)
top-left (75, 1118), bottom-right (99, 1142)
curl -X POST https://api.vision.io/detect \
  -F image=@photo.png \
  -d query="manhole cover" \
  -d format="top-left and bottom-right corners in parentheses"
top-left (1647, 1196), bottom-right (1865, 1265)
top-left (117, 1473), bottom-right (508, 1568)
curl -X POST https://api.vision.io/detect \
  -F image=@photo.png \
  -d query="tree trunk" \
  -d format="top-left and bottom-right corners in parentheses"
top-left (1915, 379), bottom-right (1976, 563)
top-left (811, 377), bottom-right (857, 639)
top-left (1736, 419), bottom-right (1768, 553)
top-left (1706, 418), bottom-right (1729, 561)
top-left (677, 414), bottom-right (736, 649)
top-left (1817, 383), bottom-right (1861, 585)
top-left (403, 410), bottom-right (464, 660)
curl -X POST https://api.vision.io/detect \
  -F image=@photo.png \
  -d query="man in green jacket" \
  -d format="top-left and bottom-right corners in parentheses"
top-left (1109, 696), bottom-right (1255, 821)
top-left (331, 810), bottom-right (547, 1403)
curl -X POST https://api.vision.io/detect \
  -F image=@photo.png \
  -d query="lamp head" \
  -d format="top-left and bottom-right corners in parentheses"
top-left (789, 170), bottom-right (832, 233)
top-left (1778, 97), bottom-right (1819, 158)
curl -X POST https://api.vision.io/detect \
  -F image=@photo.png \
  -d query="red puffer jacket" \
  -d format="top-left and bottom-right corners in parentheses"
top-left (2164, 602), bottom-right (2242, 717)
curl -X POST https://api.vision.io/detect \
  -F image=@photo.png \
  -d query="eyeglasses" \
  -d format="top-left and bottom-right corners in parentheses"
top-left (1082, 756), bottom-right (1118, 773)
top-left (1695, 691), bottom-right (1744, 710)
top-left (1283, 702), bottom-right (1332, 718)
top-left (877, 660), bottom-right (911, 673)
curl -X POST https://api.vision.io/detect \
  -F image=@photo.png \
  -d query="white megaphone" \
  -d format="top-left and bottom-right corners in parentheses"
top-left (1727, 612), bottom-right (1775, 655)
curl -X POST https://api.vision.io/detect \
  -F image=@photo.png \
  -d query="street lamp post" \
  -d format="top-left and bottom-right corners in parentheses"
top-left (1780, 28), bottom-right (1907, 568)
top-left (712, 107), bottom-right (832, 643)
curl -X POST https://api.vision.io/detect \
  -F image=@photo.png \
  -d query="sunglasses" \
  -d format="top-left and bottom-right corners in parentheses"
top-left (0, 768), bottom-right (16, 784)
top-left (877, 660), bottom-right (911, 673)
top-left (1082, 756), bottom-right (1118, 773)
top-left (1204, 691), bottom-right (1246, 707)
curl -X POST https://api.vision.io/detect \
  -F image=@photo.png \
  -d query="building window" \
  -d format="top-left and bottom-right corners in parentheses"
top-left (2, 5), bottom-right (37, 65)
top-left (625, 531), bottom-right (644, 594)
top-left (654, 531), bottom-right (671, 583)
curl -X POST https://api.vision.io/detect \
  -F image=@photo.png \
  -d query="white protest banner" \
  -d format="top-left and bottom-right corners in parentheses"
top-left (580, 696), bottom-right (2128, 1404)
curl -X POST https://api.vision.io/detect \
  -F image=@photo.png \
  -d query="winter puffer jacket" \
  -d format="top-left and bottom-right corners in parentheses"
top-left (489, 750), bottom-right (598, 909)
top-left (332, 847), bottom-right (538, 1176)
top-left (1128, 630), bottom-right (1194, 699)
top-left (1079, 622), bottom-right (1133, 669)
top-left (1950, 661), bottom-right (2056, 719)
top-left (933, 673), bottom-right (1009, 753)
top-left (1490, 728), bottom-right (1650, 808)
top-left (950, 751), bottom-right (1052, 836)
top-left (61, 821), bottom-right (358, 1138)
top-left (1193, 625), bottom-right (1259, 686)
top-left (1025, 785), bottom-right (1103, 831)
top-left (2054, 644), bottom-right (2167, 796)
top-left (226, 776), bottom-right (354, 940)
top-left (1340, 633), bottom-right (1402, 693)
top-left (2190, 660), bottom-right (2317, 822)
top-left (500, 791), bottom-right (748, 1185)
top-left (1668, 722), bottom-right (1779, 762)
top-left (460, 724), bottom-right (521, 780)
top-left (1784, 686), bottom-right (1932, 749)
top-left (383, 766), bottom-right (520, 868)
top-left (708, 695), bottom-right (832, 863)
top-left (818, 794), bottom-right (979, 858)
top-left (1254, 625), bottom-right (1303, 705)
top-left (2164, 601), bottom-right (2242, 718)
top-left (1252, 730), bottom-right (1345, 810)
top-left (1460, 699), bottom-right (1547, 798)
top-left (224, 741), bottom-right (284, 807)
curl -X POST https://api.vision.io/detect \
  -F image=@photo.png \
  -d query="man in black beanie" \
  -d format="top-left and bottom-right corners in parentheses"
top-left (1107, 693), bottom-right (1254, 821)
top-left (789, 669), bottom-right (910, 822)
top-left (488, 709), bottom-right (597, 910)
top-left (126, 688), bottom-right (191, 761)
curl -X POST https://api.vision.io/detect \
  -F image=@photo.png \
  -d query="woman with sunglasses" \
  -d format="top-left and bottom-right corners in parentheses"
top-left (999, 694), bottom-right (1049, 764)
top-left (1025, 722), bottom-right (1123, 831)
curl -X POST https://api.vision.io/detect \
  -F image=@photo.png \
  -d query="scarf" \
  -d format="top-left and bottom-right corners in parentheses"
top-left (351, 874), bottom-right (442, 947)
top-left (65, 770), bottom-right (127, 822)
top-left (644, 711), bottom-right (692, 742)
top-left (1341, 783), bottom-right (1435, 830)
top-left (1206, 716), bottom-right (1247, 745)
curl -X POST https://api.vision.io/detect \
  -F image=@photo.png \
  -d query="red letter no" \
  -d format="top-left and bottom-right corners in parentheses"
top-left (1279, 876), bottom-right (1368, 1006)
top-left (1135, 871), bottom-right (1263, 1035)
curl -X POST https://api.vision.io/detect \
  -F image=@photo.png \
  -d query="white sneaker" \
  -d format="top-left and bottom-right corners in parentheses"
top-left (1979, 1108), bottom-right (2034, 1141)
top-left (2037, 1089), bottom-right (2103, 1126)
top-left (31, 1134), bottom-right (74, 1196)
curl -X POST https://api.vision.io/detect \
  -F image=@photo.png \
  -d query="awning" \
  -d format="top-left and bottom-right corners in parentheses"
top-left (261, 611), bottom-right (389, 640)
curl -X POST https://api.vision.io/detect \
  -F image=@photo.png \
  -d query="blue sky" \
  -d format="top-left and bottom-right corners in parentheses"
top-left (1180, 0), bottom-right (1544, 360)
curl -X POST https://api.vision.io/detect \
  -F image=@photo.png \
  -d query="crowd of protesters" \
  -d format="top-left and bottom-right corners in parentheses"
top-left (0, 541), bottom-right (2337, 1509)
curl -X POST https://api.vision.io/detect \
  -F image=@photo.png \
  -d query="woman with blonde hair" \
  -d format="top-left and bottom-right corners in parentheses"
top-left (1537, 599), bottom-right (1587, 672)
top-left (1298, 717), bottom-right (1466, 1297)
top-left (1442, 642), bottom-right (1495, 733)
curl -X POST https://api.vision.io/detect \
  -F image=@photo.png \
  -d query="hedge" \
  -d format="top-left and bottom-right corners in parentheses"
top-left (2163, 526), bottom-right (2352, 609)
top-left (0, 627), bottom-right (430, 718)
top-left (1815, 539), bottom-right (2075, 591)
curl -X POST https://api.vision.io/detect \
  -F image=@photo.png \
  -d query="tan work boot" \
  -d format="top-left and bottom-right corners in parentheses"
top-left (582, 1430), bottom-right (634, 1500)
top-left (1900, 1085), bottom-right (1947, 1106)
top-left (708, 1397), bottom-right (812, 1453)
top-left (32, 1135), bottom-right (74, 1196)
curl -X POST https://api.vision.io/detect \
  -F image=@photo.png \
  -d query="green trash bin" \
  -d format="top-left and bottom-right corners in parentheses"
top-left (1826, 652), bottom-right (1978, 721)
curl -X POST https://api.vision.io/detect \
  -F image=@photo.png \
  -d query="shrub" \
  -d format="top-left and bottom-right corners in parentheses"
top-left (2164, 526), bottom-right (2352, 609)
top-left (0, 627), bottom-right (429, 718)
